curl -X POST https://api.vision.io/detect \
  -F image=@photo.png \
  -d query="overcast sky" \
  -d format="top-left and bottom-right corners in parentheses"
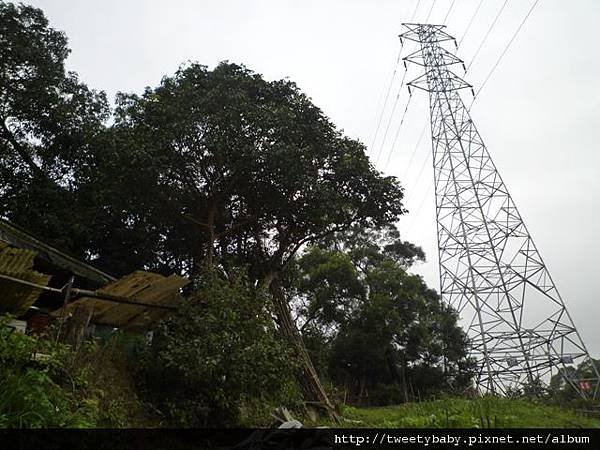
top-left (26, 0), bottom-right (600, 357)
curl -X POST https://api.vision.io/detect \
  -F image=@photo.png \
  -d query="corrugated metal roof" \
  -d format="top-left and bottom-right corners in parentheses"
top-left (0, 219), bottom-right (114, 287)
top-left (0, 242), bottom-right (51, 315)
top-left (52, 271), bottom-right (189, 329)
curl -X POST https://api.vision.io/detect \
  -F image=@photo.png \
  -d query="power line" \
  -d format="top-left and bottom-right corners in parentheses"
top-left (404, 180), bottom-right (434, 235)
top-left (465, 0), bottom-right (510, 73)
top-left (373, 67), bottom-right (408, 164)
top-left (381, 93), bottom-right (414, 167)
top-left (458, 0), bottom-right (484, 47)
top-left (410, 0), bottom-right (422, 22)
top-left (369, 0), bottom-right (416, 156)
top-left (469, 0), bottom-right (541, 109)
top-left (443, 0), bottom-right (457, 24)
top-left (425, 0), bottom-right (437, 23)
top-left (369, 45), bottom-right (403, 154)
top-left (403, 149), bottom-right (431, 205)
top-left (401, 122), bottom-right (428, 182)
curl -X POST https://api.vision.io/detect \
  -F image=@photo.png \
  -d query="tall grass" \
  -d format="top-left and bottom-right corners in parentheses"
top-left (327, 396), bottom-right (600, 428)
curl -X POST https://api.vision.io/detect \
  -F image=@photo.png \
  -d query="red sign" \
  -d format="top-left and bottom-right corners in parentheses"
top-left (579, 380), bottom-right (592, 391)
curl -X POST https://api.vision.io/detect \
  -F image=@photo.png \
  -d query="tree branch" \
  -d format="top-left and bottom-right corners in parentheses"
top-left (0, 118), bottom-right (48, 180)
top-left (180, 214), bottom-right (212, 231)
top-left (216, 214), bottom-right (258, 239)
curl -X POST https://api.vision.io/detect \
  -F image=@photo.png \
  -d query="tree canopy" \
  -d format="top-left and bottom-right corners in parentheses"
top-left (109, 62), bottom-right (405, 280)
top-left (289, 226), bottom-right (474, 404)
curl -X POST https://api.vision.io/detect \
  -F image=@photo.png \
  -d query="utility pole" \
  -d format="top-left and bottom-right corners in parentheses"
top-left (400, 23), bottom-right (599, 399)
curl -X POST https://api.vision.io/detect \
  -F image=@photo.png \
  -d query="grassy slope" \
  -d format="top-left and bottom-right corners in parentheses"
top-left (326, 397), bottom-right (600, 428)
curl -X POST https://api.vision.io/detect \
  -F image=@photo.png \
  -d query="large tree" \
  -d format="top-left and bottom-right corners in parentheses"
top-left (111, 62), bottom-right (405, 276)
top-left (111, 62), bottom-right (406, 409)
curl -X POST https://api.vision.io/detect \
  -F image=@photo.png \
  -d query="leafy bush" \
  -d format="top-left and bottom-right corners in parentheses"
top-left (137, 271), bottom-right (301, 427)
top-left (0, 314), bottom-right (150, 428)
top-left (0, 315), bottom-right (98, 427)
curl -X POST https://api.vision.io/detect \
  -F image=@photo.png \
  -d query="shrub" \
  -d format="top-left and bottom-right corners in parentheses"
top-left (0, 314), bottom-right (98, 427)
top-left (137, 270), bottom-right (301, 427)
top-left (0, 314), bottom-right (150, 428)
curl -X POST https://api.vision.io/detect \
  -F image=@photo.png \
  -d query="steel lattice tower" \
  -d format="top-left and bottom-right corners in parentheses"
top-left (399, 23), bottom-right (599, 399)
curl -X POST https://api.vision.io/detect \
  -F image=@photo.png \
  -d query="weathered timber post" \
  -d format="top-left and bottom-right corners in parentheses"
top-left (268, 277), bottom-right (339, 421)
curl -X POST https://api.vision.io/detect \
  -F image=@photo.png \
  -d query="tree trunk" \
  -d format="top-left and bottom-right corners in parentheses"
top-left (268, 277), bottom-right (338, 421)
top-left (205, 200), bottom-right (216, 268)
top-left (358, 374), bottom-right (366, 406)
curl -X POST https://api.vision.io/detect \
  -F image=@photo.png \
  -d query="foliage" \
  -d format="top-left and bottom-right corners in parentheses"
top-left (290, 225), bottom-right (474, 405)
top-left (107, 61), bottom-right (406, 280)
top-left (0, 2), bottom-right (408, 421)
top-left (0, 1), bottom-right (482, 428)
top-left (0, 314), bottom-right (150, 428)
top-left (1, 1), bottom-right (406, 284)
top-left (321, 224), bottom-right (426, 270)
top-left (0, 314), bottom-right (97, 427)
top-left (137, 270), bottom-right (301, 427)
top-left (549, 358), bottom-right (600, 403)
top-left (78, 331), bottom-right (158, 427)
top-left (0, 1), bottom-right (109, 258)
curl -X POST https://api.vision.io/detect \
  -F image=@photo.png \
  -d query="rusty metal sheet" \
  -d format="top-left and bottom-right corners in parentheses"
top-left (53, 271), bottom-right (189, 329)
top-left (0, 219), bottom-right (114, 287)
top-left (0, 241), bottom-right (51, 315)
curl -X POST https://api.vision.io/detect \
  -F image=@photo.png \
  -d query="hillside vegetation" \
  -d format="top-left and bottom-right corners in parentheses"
top-left (330, 398), bottom-right (600, 428)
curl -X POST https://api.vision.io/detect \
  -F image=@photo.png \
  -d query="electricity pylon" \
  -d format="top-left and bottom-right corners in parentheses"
top-left (399, 23), bottom-right (599, 399)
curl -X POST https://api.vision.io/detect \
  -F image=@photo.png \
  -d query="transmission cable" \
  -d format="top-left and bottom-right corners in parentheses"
top-left (410, 0), bottom-right (422, 22)
top-left (401, 122), bottom-right (428, 182)
top-left (465, 0), bottom-right (510, 73)
top-left (369, 45), bottom-right (404, 154)
top-left (381, 92), bottom-right (414, 167)
top-left (403, 151), bottom-right (434, 235)
top-left (443, 0), bottom-right (457, 25)
top-left (458, 0), bottom-right (484, 47)
top-left (469, 0), bottom-right (541, 110)
top-left (403, 149), bottom-right (432, 206)
top-left (424, 0), bottom-right (437, 23)
top-left (373, 67), bottom-right (409, 165)
top-left (405, 181), bottom-right (434, 235)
